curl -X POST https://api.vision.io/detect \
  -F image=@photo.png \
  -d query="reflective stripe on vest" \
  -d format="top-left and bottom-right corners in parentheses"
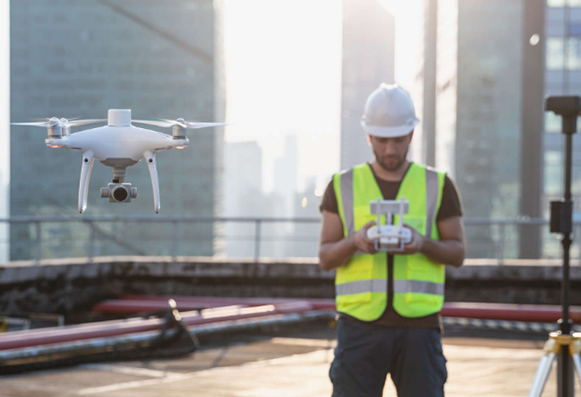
top-left (336, 279), bottom-right (387, 296)
top-left (333, 163), bottom-right (446, 320)
top-left (336, 279), bottom-right (443, 296)
top-left (393, 280), bottom-right (444, 296)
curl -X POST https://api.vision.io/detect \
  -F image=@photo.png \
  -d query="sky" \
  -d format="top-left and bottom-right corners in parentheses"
top-left (223, 0), bottom-right (342, 194)
top-left (223, 0), bottom-right (420, 194)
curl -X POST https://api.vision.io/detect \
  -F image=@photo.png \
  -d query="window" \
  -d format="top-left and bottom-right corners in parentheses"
top-left (545, 111), bottom-right (562, 133)
top-left (569, 37), bottom-right (581, 69)
top-left (544, 151), bottom-right (562, 195)
top-left (548, 0), bottom-right (581, 7)
top-left (546, 37), bottom-right (581, 70)
top-left (547, 37), bottom-right (565, 70)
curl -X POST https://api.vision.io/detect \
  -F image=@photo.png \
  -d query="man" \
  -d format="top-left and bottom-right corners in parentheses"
top-left (319, 84), bottom-right (465, 397)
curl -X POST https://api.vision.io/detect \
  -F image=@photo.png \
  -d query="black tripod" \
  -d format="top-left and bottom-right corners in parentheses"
top-left (529, 96), bottom-right (581, 397)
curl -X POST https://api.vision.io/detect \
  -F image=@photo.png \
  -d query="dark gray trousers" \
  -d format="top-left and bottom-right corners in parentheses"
top-left (330, 317), bottom-right (447, 397)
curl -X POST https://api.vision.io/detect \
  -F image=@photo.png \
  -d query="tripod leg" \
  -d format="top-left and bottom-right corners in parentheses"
top-left (529, 352), bottom-right (557, 397)
top-left (573, 352), bottom-right (581, 386)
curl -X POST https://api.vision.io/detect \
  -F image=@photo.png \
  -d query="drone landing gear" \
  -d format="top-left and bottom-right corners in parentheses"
top-left (144, 151), bottom-right (161, 214)
top-left (78, 152), bottom-right (95, 214)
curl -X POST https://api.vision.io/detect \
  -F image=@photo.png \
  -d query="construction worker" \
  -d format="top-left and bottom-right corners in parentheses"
top-left (319, 84), bottom-right (465, 397)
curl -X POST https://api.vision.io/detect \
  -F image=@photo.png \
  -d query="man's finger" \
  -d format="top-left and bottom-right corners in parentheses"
top-left (363, 221), bottom-right (377, 230)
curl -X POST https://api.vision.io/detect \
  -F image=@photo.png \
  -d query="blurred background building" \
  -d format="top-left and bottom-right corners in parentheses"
top-left (10, 0), bottom-right (225, 260)
top-left (6, 0), bottom-right (581, 262)
top-left (434, 0), bottom-right (524, 259)
top-left (543, 0), bottom-right (581, 259)
top-left (340, 0), bottom-right (395, 170)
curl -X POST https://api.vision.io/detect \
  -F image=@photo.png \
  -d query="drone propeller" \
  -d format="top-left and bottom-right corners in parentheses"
top-left (12, 118), bottom-right (105, 128)
top-left (133, 118), bottom-right (229, 129)
top-left (60, 118), bottom-right (106, 128)
top-left (11, 117), bottom-right (60, 128)
top-left (12, 117), bottom-right (106, 139)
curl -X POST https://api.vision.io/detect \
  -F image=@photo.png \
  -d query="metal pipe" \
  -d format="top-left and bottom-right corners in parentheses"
top-left (119, 295), bottom-right (337, 311)
top-left (254, 219), bottom-right (261, 261)
top-left (0, 215), bottom-right (561, 225)
top-left (0, 310), bottom-right (335, 365)
top-left (0, 302), bottom-right (315, 351)
top-left (116, 296), bottom-right (581, 322)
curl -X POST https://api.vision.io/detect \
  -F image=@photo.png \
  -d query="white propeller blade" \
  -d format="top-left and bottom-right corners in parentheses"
top-left (12, 118), bottom-right (105, 128)
top-left (185, 122), bottom-right (229, 129)
top-left (64, 119), bottom-right (106, 127)
top-left (134, 119), bottom-right (229, 129)
top-left (11, 121), bottom-right (55, 127)
top-left (132, 120), bottom-right (175, 128)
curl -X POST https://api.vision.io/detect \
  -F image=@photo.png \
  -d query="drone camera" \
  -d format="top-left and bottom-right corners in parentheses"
top-left (100, 183), bottom-right (137, 203)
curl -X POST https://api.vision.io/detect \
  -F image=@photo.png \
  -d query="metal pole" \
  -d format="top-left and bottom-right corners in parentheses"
top-left (171, 220), bottom-right (178, 261)
top-left (88, 221), bottom-right (96, 262)
top-left (498, 223), bottom-right (506, 265)
top-left (519, 0), bottom-right (545, 259)
top-left (558, 131), bottom-right (574, 397)
top-left (35, 221), bottom-right (41, 263)
top-left (254, 219), bottom-right (261, 261)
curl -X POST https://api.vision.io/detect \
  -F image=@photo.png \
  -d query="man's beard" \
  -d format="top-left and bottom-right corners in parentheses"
top-left (374, 148), bottom-right (408, 172)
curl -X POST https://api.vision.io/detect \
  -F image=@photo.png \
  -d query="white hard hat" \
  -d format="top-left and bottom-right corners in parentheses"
top-left (360, 84), bottom-right (420, 138)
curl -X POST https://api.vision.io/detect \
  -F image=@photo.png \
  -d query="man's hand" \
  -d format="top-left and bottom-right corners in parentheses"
top-left (395, 218), bottom-right (466, 267)
top-left (398, 224), bottom-right (425, 255)
top-left (353, 221), bottom-right (378, 254)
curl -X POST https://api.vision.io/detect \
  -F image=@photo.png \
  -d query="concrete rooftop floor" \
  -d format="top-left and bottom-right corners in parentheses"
top-left (1, 325), bottom-right (579, 397)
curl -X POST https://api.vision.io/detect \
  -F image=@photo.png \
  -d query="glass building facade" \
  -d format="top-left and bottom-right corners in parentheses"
top-left (10, 0), bottom-right (225, 260)
top-left (340, 0), bottom-right (395, 170)
top-left (543, 0), bottom-right (581, 258)
top-left (430, 0), bottom-right (524, 258)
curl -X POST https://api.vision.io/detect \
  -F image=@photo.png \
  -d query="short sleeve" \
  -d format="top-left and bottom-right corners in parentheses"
top-left (319, 179), bottom-right (339, 214)
top-left (436, 175), bottom-right (463, 221)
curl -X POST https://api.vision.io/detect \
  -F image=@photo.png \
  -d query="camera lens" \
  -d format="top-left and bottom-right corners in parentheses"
top-left (113, 186), bottom-right (128, 202)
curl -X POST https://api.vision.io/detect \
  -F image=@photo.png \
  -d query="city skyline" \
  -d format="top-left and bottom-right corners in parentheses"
top-left (9, 0), bottom-right (225, 260)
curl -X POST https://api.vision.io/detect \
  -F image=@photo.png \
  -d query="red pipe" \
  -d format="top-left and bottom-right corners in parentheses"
top-left (92, 300), bottom-right (253, 314)
top-left (0, 301), bottom-right (314, 351)
top-left (108, 296), bottom-right (581, 323)
top-left (120, 295), bottom-right (337, 311)
top-left (440, 302), bottom-right (581, 323)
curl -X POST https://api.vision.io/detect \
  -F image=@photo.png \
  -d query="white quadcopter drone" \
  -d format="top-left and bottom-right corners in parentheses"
top-left (12, 109), bottom-right (227, 214)
top-left (366, 197), bottom-right (413, 252)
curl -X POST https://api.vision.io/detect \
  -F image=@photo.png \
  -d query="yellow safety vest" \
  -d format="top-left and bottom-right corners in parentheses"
top-left (333, 162), bottom-right (446, 320)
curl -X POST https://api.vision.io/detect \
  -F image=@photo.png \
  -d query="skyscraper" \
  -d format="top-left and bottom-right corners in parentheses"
top-left (437, 0), bottom-right (524, 258)
top-left (340, 0), bottom-right (395, 170)
top-left (223, 141), bottom-right (263, 257)
top-left (10, 0), bottom-right (225, 259)
top-left (541, 0), bottom-right (581, 258)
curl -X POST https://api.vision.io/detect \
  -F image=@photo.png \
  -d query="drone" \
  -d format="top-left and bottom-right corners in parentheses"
top-left (12, 109), bottom-right (227, 214)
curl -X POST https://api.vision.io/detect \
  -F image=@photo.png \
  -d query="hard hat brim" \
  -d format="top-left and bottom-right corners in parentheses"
top-left (361, 119), bottom-right (419, 138)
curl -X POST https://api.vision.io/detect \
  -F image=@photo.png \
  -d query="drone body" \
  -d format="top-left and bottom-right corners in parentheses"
top-left (13, 109), bottom-right (226, 214)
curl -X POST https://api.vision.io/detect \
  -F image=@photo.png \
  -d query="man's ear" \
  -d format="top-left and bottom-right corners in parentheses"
top-left (366, 133), bottom-right (372, 146)
top-left (408, 129), bottom-right (415, 142)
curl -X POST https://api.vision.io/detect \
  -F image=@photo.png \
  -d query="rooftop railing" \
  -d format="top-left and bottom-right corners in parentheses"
top-left (0, 216), bottom-right (576, 264)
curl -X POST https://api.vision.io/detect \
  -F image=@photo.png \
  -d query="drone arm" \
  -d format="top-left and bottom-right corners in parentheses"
top-left (144, 151), bottom-right (161, 213)
top-left (78, 151), bottom-right (95, 214)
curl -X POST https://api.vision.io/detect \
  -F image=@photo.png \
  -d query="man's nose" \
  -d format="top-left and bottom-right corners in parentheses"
top-left (383, 140), bottom-right (397, 154)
